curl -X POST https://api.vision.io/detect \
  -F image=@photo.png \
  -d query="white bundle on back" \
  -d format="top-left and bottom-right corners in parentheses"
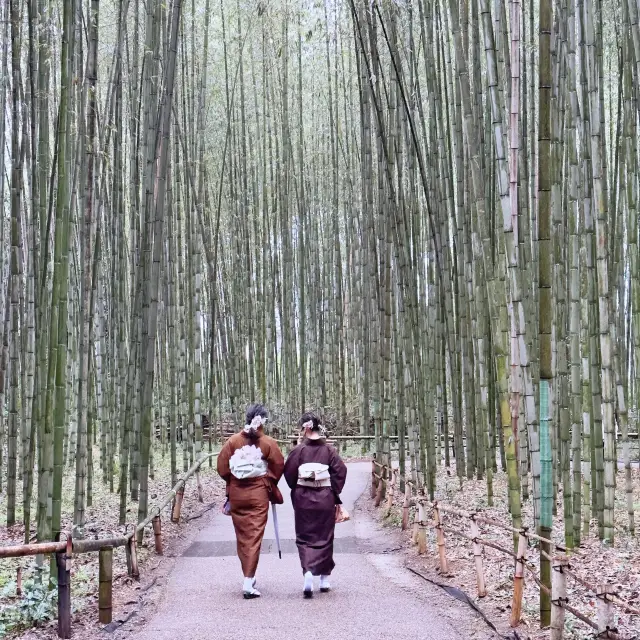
top-left (229, 444), bottom-right (268, 480)
top-left (297, 462), bottom-right (331, 487)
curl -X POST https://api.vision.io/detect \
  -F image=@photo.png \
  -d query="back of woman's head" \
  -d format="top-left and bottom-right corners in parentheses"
top-left (245, 403), bottom-right (268, 425)
top-left (298, 411), bottom-right (322, 432)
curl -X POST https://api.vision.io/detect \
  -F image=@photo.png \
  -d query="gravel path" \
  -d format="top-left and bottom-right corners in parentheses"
top-left (130, 462), bottom-right (484, 640)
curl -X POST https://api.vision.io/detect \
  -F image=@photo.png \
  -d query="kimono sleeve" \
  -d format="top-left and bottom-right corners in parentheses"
top-left (283, 446), bottom-right (302, 490)
top-left (328, 446), bottom-right (347, 496)
top-left (266, 439), bottom-right (285, 483)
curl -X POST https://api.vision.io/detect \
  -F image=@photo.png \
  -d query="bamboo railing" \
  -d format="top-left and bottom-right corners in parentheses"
top-left (0, 452), bottom-right (218, 638)
top-left (371, 461), bottom-right (635, 640)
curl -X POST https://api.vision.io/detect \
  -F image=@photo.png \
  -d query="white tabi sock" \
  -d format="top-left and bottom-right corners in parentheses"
top-left (243, 577), bottom-right (260, 595)
top-left (303, 571), bottom-right (314, 593)
top-left (319, 575), bottom-right (331, 591)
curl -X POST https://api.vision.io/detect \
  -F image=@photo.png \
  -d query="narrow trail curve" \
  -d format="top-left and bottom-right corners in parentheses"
top-left (130, 462), bottom-right (489, 640)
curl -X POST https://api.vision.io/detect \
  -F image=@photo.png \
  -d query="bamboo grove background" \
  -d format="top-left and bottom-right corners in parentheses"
top-left (0, 0), bottom-right (639, 619)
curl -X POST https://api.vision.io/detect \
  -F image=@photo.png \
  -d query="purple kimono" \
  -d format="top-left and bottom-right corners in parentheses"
top-left (284, 438), bottom-right (348, 576)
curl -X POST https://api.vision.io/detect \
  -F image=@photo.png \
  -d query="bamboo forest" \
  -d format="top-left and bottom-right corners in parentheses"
top-left (0, 0), bottom-right (639, 637)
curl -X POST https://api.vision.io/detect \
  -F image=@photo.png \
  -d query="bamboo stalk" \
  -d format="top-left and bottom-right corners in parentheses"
top-left (470, 517), bottom-right (486, 597)
top-left (433, 503), bottom-right (448, 573)
top-left (417, 502), bottom-right (427, 554)
top-left (371, 459), bottom-right (377, 498)
top-left (374, 473), bottom-right (384, 507)
top-left (126, 536), bottom-right (139, 580)
top-left (0, 540), bottom-right (66, 558)
top-left (98, 547), bottom-right (113, 624)
top-left (550, 555), bottom-right (568, 640)
top-left (596, 584), bottom-right (614, 635)
top-left (73, 537), bottom-right (129, 553)
top-left (510, 532), bottom-right (528, 627)
top-left (402, 482), bottom-right (411, 530)
top-left (384, 470), bottom-right (396, 516)
top-left (56, 540), bottom-right (71, 639)
top-left (152, 516), bottom-right (163, 555)
top-left (195, 470), bottom-right (204, 503)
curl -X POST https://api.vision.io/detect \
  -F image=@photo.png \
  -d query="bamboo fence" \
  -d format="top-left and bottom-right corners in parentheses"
top-left (0, 452), bottom-right (218, 638)
top-left (371, 461), bottom-right (638, 640)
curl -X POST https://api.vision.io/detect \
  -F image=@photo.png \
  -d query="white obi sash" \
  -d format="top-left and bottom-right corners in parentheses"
top-left (229, 445), bottom-right (268, 480)
top-left (297, 462), bottom-right (331, 488)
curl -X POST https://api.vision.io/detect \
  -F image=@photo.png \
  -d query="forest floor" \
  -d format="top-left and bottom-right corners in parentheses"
top-left (0, 445), bottom-right (226, 639)
top-left (369, 462), bottom-right (640, 640)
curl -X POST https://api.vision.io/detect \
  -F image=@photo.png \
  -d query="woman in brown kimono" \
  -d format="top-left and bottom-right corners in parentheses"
top-left (284, 412), bottom-right (348, 598)
top-left (217, 404), bottom-right (284, 599)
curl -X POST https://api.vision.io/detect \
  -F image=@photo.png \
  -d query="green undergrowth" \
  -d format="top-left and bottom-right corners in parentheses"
top-left (0, 566), bottom-right (58, 638)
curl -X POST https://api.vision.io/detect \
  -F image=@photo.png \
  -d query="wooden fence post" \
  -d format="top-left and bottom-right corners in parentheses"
top-left (384, 470), bottom-right (396, 517)
top-left (596, 584), bottom-right (614, 636)
top-left (550, 555), bottom-right (568, 640)
top-left (195, 470), bottom-right (204, 503)
top-left (371, 459), bottom-right (377, 499)
top-left (56, 535), bottom-right (72, 639)
top-left (417, 503), bottom-right (427, 555)
top-left (152, 515), bottom-right (163, 554)
top-left (172, 486), bottom-right (185, 522)
top-left (433, 502), bottom-right (448, 574)
top-left (126, 537), bottom-right (140, 580)
top-left (470, 516), bottom-right (486, 597)
top-left (402, 483), bottom-right (411, 530)
top-left (510, 531), bottom-right (528, 627)
top-left (99, 547), bottom-right (113, 624)
top-left (374, 469), bottom-right (384, 507)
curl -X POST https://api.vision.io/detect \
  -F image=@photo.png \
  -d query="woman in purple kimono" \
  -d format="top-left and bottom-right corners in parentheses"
top-left (284, 412), bottom-right (348, 598)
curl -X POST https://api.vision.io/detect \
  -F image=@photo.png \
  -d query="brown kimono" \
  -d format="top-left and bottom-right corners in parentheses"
top-left (217, 430), bottom-right (285, 577)
top-left (283, 439), bottom-right (348, 576)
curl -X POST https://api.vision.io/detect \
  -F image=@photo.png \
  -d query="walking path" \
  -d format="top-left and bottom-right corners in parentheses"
top-left (131, 462), bottom-right (485, 640)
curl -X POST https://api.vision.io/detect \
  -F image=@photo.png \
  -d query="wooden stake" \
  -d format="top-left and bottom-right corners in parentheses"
top-left (56, 540), bottom-right (72, 638)
top-left (98, 547), bottom-right (113, 624)
top-left (371, 459), bottom-right (377, 499)
top-left (470, 517), bottom-right (486, 597)
top-left (596, 584), bottom-right (614, 636)
top-left (374, 472), bottom-right (384, 507)
top-left (126, 537), bottom-right (139, 580)
top-left (402, 483), bottom-right (411, 530)
top-left (433, 503), bottom-right (448, 573)
top-left (384, 470), bottom-right (396, 517)
top-left (417, 503), bottom-right (427, 555)
top-left (152, 516), bottom-right (163, 555)
top-left (172, 486), bottom-right (185, 522)
top-left (550, 555), bottom-right (568, 640)
top-left (510, 531), bottom-right (528, 627)
top-left (195, 470), bottom-right (204, 503)
top-left (16, 565), bottom-right (22, 596)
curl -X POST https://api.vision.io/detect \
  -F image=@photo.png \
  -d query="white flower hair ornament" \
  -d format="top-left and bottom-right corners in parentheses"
top-left (243, 414), bottom-right (266, 434)
top-left (302, 420), bottom-right (327, 437)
